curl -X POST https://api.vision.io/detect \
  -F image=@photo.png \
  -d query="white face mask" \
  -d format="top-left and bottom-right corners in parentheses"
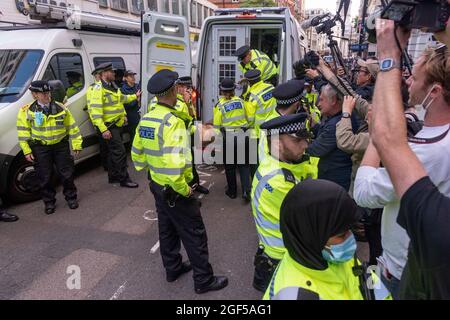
top-left (416, 84), bottom-right (437, 114)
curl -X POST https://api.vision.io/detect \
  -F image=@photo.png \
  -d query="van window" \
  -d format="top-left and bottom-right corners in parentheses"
top-left (93, 57), bottom-right (126, 71)
top-left (219, 64), bottom-right (236, 84)
top-left (42, 53), bottom-right (85, 99)
top-left (0, 50), bottom-right (44, 104)
top-left (219, 36), bottom-right (237, 57)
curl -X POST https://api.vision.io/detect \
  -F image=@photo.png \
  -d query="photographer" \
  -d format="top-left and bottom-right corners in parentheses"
top-left (354, 10), bottom-right (450, 298)
top-left (353, 59), bottom-right (378, 102)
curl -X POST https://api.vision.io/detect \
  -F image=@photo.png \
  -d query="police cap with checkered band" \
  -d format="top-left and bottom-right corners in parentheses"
top-left (273, 79), bottom-right (305, 106)
top-left (260, 113), bottom-right (310, 139)
top-left (147, 69), bottom-right (179, 96)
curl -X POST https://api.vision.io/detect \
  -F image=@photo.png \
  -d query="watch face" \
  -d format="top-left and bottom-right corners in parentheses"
top-left (381, 59), bottom-right (393, 69)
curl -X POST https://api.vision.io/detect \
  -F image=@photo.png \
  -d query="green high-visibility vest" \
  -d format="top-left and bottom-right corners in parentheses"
top-left (213, 96), bottom-right (249, 130)
top-left (131, 102), bottom-right (193, 196)
top-left (239, 49), bottom-right (278, 82)
top-left (251, 154), bottom-right (318, 260)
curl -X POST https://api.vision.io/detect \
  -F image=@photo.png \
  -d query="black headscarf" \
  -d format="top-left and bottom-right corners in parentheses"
top-left (280, 179), bottom-right (361, 271)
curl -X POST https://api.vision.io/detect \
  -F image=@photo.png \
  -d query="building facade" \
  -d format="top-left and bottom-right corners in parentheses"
top-left (209, 0), bottom-right (241, 9)
top-left (0, 0), bottom-right (217, 37)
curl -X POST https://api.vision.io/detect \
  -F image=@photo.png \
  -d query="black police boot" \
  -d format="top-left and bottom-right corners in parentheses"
top-left (67, 199), bottom-right (79, 210)
top-left (0, 209), bottom-right (19, 222)
top-left (225, 188), bottom-right (237, 199)
top-left (195, 185), bottom-right (209, 194)
top-left (166, 261), bottom-right (193, 283)
top-left (120, 179), bottom-right (139, 188)
top-left (108, 177), bottom-right (120, 184)
top-left (195, 276), bottom-right (228, 294)
top-left (45, 203), bottom-right (56, 215)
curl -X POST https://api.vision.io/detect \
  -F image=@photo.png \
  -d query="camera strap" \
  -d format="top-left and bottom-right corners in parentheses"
top-left (408, 125), bottom-right (450, 144)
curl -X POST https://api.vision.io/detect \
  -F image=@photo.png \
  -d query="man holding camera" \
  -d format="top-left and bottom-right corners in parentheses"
top-left (353, 2), bottom-right (450, 298)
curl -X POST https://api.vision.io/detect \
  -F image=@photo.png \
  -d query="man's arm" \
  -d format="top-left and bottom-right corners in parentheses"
top-left (370, 19), bottom-right (426, 198)
top-left (306, 121), bottom-right (338, 158)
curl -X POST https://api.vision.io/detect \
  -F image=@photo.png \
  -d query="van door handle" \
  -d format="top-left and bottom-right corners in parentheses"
top-left (161, 24), bottom-right (179, 33)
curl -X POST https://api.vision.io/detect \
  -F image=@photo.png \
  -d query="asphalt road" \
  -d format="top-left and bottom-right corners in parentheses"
top-left (0, 156), bottom-right (368, 300)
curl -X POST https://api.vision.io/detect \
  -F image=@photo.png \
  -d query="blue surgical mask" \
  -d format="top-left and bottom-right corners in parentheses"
top-left (322, 233), bottom-right (357, 264)
top-left (34, 111), bottom-right (44, 127)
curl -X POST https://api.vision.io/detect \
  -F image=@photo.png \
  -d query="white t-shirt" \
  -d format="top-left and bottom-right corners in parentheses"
top-left (354, 124), bottom-right (450, 280)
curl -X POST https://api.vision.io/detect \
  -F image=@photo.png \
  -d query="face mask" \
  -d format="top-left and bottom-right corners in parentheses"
top-left (322, 233), bottom-right (357, 264)
top-left (416, 84), bottom-right (437, 114)
top-left (34, 111), bottom-right (44, 127)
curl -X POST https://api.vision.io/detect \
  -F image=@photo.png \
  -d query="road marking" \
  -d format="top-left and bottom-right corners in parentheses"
top-left (198, 182), bottom-right (215, 199)
top-left (197, 170), bottom-right (212, 178)
top-left (150, 241), bottom-right (160, 254)
top-left (110, 281), bottom-right (127, 300)
top-left (143, 209), bottom-right (158, 221)
top-left (221, 170), bottom-right (225, 174)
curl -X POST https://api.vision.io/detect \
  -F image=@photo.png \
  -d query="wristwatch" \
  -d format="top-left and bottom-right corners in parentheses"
top-left (379, 58), bottom-right (402, 72)
top-left (342, 112), bottom-right (351, 118)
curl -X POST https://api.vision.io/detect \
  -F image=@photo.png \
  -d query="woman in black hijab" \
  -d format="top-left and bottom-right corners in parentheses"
top-left (263, 179), bottom-right (366, 300)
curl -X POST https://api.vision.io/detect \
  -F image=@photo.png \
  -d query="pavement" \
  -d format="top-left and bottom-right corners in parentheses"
top-left (0, 156), bottom-right (368, 300)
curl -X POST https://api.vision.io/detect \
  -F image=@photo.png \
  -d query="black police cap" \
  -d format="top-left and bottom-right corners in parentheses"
top-left (147, 69), bottom-right (179, 96)
top-left (234, 45), bottom-right (251, 60)
top-left (178, 76), bottom-right (192, 86)
top-left (273, 80), bottom-right (305, 105)
top-left (96, 62), bottom-right (115, 73)
top-left (219, 78), bottom-right (236, 91)
top-left (260, 113), bottom-right (310, 137)
top-left (244, 69), bottom-right (261, 81)
top-left (29, 80), bottom-right (51, 93)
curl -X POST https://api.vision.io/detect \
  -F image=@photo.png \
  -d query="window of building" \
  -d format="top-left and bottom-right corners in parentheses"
top-left (219, 36), bottom-right (236, 57)
top-left (98, 0), bottom-right (108, 7)
top-left (219, 63), bottom-right (236, 83)
top-left (43, 53), bottom-right (85, 98)
top-left (147, 0), bottom-right (157, 11)
top-left (131, 0), bottom-right (144, 14)
top-left (190, 2), bottom-right (197, 27)
top-left (163, 0), bottom-right (170, 13)
top-left (204, 5), bottom-right (208, 19)
top-left (111, 0), bottom-right (128, 12)
top-left (171, 0), bottom-right (180, 15)
top-left (181, 0), bottom-right (188, 19)
top-left (197, 3), bottom-right (203, 27)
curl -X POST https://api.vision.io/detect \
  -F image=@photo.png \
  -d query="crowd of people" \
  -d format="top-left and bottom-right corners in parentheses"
top-left (2, 10), bottom-right (449, 300)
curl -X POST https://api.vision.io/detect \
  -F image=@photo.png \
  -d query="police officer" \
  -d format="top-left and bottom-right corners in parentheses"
top-left (66, 71), bottom-right (83, 98)
top-left (251, 113), bottom-right (318, 292)
top-left (234, 45), bottom-right (279, 86)
top-left (244, 69), bottom-right (276, 176)
top-left (176, 76), bottom-right (209, 195)
top-left (17, 80), bottom-right (83, 214)
top-left (213, 78), bottom-right (251, 201)
top-left (0, 197), bottom-right (19, 222)
top-left (303, 81), bottom-right (321, 124)
top-left (88, 62), bottom-right (140, 187)
top-left (131, 69), bottom-right (228, 294)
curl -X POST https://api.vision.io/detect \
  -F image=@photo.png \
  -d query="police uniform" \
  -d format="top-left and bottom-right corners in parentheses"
top-left (251, 113), bottom-right (318, 292)
top-left (88, 62), bottom-right (139, 187)
top-left (17, 80), bottom-right (83, 214)
top-left (234, 45), bottom-right (278, 87)
top-left (303, 82), bottom-right (321, 124)
top-left (65, 71), bottom-right (83, 98)
top-left (131, 69), bottom-right (227, 294)
top-left (213, 78), bottom-right (251, 200)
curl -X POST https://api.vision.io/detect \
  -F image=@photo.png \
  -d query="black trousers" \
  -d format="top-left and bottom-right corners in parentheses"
top-left (99, 125), bottom-right (129, 182)
top-left (31, 139), bottom-right (77, 205)
top-left (98, 134), bottom-right (109, 171)
top-left (253, 251), bottom-right (280, 293)
top-left (223, 133), bottom-right (251, 194)
top-left (364, 208), bottom-right (383, 266)
top-left (150, 182), bottom-right (214, 287)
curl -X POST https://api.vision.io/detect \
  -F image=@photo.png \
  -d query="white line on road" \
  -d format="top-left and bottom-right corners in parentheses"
top-left (198, 182), bottom-right (215, 199)
top-left (110, 281), bottom-right (127, 300)
top-left (150, 240), bottom-right (160, 254)
top-left (143, 209), bottom-right (158, 221)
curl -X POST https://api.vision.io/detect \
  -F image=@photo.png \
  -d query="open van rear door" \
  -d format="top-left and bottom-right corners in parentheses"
top-left (141, 12), bottom-right (191, 114)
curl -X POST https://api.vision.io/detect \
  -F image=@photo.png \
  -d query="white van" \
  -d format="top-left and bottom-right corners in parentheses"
top-left (0, 14), bottom-right (140, 202)
top-left (141, 7), bottom-right (308, 123)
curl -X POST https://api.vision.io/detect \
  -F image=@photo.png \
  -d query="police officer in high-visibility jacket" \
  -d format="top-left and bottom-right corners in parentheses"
top-left (251, 113), bottom-right (318, 292)
top-left (17, 80), bottom-right (83, 214)
top-left (131, 69), bottom-right (228, 294)
top-left (264, 179), bottom-right (391, 300)
top-left (234, 45), bottom-right (279, 87)
top-left (244, 69), bottom-right (276, 176)
top-left (65, 71), bottom-right (83, 99)
top-left (213, 78), bottom-right (251, 201)
top-left (303, 81), bottom-right (321, 124)
top-left (88, 62), bottom-right (140, 188)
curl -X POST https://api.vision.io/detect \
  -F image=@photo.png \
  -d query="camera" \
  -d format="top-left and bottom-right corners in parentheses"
top-left (293, 51), bottom-right (320, 79)
top-left (381, 0), bottom-right (449, 33)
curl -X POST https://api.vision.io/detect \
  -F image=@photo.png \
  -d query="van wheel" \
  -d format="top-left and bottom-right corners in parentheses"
top-left (7, 156), bottom-right (41, 203)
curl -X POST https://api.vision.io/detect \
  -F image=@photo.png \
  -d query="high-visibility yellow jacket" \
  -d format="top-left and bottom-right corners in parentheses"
top-left (264, 253), bottom-right (391, 300)
top-left (88, 81), bottom-right (137, 133)
top-left (251, 154), bottom-right (318, 260)
top-left (246, 81), bottom-right (276, 138)
top-left (17, 101), bottom-right (83, 155)
top-left (66, 81), bottom-right (83, 98)
top-left (86, 80), bottom-right (101, 121)
top-left (131, 102), bottom-right (193, 197)
top-left (239, 49), bottom-right (278, 82)
top-left (213, 96), bottom-right (248, 130)
top-left (304, 92), bottom-right (321, 124)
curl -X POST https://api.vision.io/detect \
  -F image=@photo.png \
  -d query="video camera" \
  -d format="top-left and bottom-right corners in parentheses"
top-left (292, 51), bottom-right (320, 80)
